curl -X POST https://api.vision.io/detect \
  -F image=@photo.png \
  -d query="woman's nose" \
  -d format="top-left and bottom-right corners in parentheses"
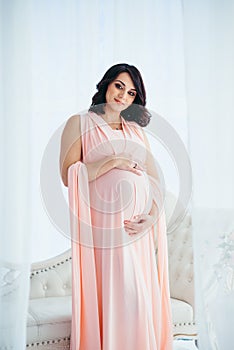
top-left (118, 90), bottom-right (127, 100)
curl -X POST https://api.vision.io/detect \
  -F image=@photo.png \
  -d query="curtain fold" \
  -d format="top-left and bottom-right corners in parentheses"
top-left (183, 0), bottom-right (234, 348)
top-left (0, 1), bottom-right (32, 349)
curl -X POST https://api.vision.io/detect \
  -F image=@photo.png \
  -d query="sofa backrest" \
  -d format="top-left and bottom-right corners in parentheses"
top-left (164, 191), bottom-right (194, 309)
top-left (30, 191), bottom-right (194, 311)
top-left (30, 250), bottom-right (72, 298)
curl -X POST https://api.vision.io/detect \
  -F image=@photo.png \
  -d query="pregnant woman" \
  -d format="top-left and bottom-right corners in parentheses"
top-left (60, 63), bottom-right (173, 349)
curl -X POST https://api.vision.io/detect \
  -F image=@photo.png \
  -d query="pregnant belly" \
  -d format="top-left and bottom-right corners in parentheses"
top-left (88, 168), bottom-right (153, 248)
top-left (89, 168), bottom-right (152, 221)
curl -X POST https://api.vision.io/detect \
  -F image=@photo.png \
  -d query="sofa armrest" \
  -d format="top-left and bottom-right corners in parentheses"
top-left (29, 249), bottom-right (72, 299)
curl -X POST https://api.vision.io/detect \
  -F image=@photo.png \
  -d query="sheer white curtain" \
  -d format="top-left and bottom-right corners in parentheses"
top-left (1, 0), bottom-right (233, 348)
top-left (0, 0), bottom-right (32, 348)
top-left (183, 0), bottom-right (234, 348)
top-left (18, 0), bottom-right (189, 263)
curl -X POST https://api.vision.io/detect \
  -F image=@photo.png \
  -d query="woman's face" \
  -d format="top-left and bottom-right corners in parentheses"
top-left (105, 72), bottom-right (137, 113)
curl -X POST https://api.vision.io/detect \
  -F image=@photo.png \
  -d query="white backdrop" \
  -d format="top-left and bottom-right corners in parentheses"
top-left (0, 0), bottom-right (233, 349)
top-left (24, 0), bottom-right (189, 263)
top-left (183, 0), bottom-right (234, 348)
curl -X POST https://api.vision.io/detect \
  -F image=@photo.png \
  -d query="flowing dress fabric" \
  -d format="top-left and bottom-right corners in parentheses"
top-left (68, 111), bottom-right (173, 350)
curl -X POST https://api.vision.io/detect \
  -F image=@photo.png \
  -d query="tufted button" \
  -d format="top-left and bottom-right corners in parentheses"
top-left (43, 284), bottom-right (47, 290)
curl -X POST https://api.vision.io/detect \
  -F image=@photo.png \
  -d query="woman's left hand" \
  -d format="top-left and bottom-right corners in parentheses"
top-left (124, 214), bottom-right (156, 236)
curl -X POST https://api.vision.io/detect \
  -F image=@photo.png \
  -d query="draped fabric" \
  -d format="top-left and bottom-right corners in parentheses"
top-left (68, 162), bottom-right (101, 348)
top-left (67, 111), bottom-right (173, 349)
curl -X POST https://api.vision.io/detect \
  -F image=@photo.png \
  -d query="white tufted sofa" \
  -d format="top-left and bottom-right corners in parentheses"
top-left (26, 192), bottom-right (197, 349)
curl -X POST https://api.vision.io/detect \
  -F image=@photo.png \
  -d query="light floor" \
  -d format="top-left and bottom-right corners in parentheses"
top-left (173, 339), bottom-right (198, 350)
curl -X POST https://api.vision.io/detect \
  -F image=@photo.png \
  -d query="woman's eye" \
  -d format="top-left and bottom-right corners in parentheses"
top-left (129, 91), bottom-right (136, 97)
top-left (115, 83), bottom-right (123, 89)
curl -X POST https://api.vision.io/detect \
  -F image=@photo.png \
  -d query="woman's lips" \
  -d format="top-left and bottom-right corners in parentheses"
top-left (114, 98), bottom-right (124, 105)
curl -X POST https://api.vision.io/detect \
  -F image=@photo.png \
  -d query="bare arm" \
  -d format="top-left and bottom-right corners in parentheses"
top-left (59, 115), bottom-right (142, 186)
top-left (60, 115), bottom-right (82, 187)
top-left (86, 156), bottom-right (119, 183)
top-left (60, 115), bottom-right (120, 186)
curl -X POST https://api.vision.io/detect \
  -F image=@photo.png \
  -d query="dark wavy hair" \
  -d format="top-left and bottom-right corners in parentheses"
top-left (89, 63), bottom-right (151, 127)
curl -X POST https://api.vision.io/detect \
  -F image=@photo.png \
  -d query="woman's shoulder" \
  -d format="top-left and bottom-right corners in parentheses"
top-left (62, 114), bottom-right (81, 136)
top-left (64, 111), bottom-right (94, 132)
top-left (65, 113), bottom-right (80, 123)
top-left (65, 111), bottom-right (92, 125)
top-left (67, 110), bottom-right (92, 123)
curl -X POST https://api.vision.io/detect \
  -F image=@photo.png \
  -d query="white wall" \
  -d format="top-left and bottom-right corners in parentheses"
top-left (2, 0), bottom-right (190, 262)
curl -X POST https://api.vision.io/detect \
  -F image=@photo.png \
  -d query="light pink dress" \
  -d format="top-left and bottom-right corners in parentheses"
top-left (68, 111), bottom-right (173, 350)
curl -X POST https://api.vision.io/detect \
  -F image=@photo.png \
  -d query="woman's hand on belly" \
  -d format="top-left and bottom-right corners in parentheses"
top-left (114, 153), bottom-right (146, 176)
top-left (123, 213), bottom-right (156, 236)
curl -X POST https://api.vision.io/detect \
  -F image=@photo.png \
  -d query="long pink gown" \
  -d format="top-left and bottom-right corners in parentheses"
top-left (68, 111), bottom-right (173, 350)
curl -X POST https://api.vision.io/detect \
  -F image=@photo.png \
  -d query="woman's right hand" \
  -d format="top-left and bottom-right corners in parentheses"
top-left (114, 154), bottom-right (146, 176)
